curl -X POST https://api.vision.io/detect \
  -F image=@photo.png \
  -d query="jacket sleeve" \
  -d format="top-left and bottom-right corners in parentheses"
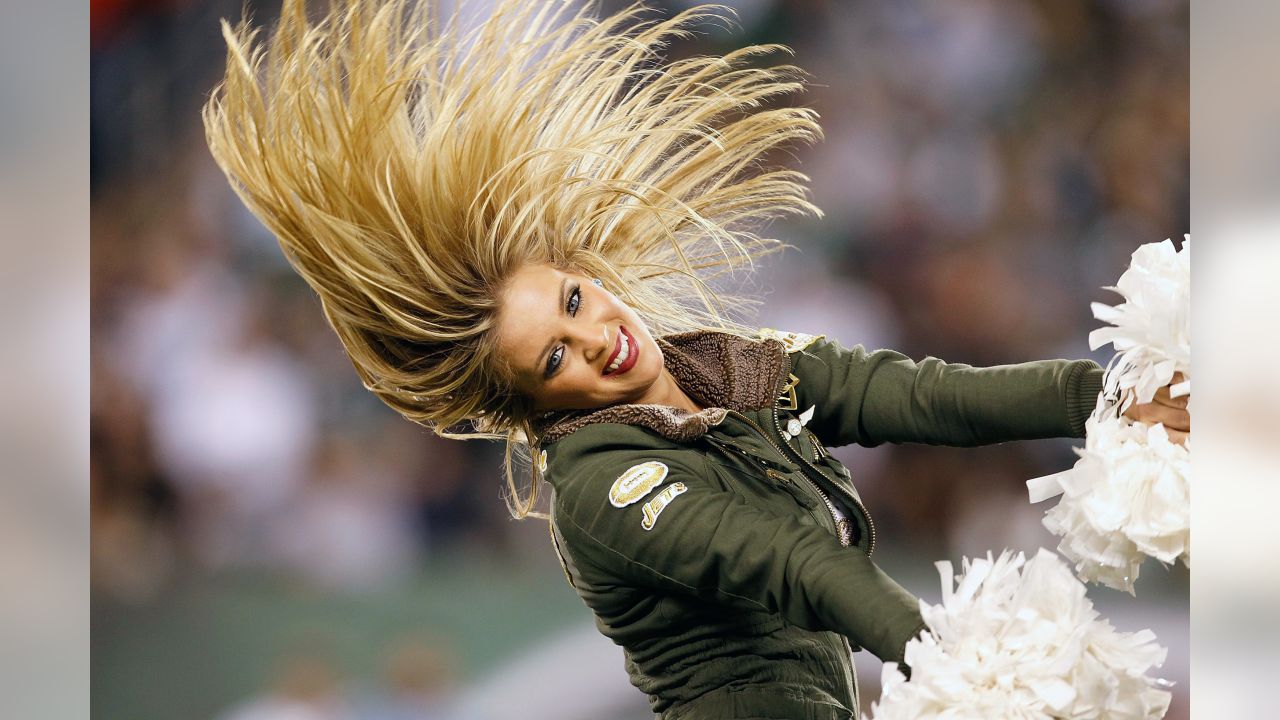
top-left (790, 337), bottom-right (1104, 448)
top-left (553, 448), bottom-right (927, 664)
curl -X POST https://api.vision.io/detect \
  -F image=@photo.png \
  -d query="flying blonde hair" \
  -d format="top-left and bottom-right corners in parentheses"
top-left (202, 0), bottom-right (821, 517)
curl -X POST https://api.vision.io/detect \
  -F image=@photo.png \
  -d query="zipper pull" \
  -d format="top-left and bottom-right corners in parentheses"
top-left (835, 519), bottom-right (854, 547)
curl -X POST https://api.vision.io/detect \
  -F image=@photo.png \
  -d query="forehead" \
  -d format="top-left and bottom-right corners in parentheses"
top-left (495, 264), bottom-right (566, 382)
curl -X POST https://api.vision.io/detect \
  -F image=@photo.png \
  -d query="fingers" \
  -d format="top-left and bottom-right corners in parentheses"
top-left (1149, 403), bottom-right (1191, 432)
top-left (1121, 402), bottom-right (1191, 444)
top-left (1118, 375), bottom-right (1192, 446)
top-left (1122, 398), bottom-right (1191, 432)
top-left (1153, 383), bottom-right (1189, 408)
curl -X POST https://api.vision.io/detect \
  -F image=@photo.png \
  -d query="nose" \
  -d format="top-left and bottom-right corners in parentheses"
top-left (574, 321), bottom-right (611, 365)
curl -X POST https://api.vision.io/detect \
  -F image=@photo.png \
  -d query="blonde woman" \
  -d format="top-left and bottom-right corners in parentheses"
top-left (203, 1), bottom-right (1191, 717)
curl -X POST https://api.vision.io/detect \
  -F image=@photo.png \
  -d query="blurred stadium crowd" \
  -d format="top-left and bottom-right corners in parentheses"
top-left (91, 1), bottom-right (1189, 718)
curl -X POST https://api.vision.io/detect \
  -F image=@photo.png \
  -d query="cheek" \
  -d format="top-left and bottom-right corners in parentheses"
top-left (628, 340), bottom-right (663, 386)
top-left (642, 334), bottom-right (663, 369)
top-left (556, 365), bottom-right (606, 405)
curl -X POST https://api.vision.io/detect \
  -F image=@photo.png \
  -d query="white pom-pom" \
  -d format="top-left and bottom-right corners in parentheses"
top-left (1028, 236), bottom-right (1191, 590)
top-left (1028, 398), bottom-right (1191, 593)
top-left (864, 549), bottom-right (1172, 720)
top-left (1089, 236), bottom-right (1190, 407)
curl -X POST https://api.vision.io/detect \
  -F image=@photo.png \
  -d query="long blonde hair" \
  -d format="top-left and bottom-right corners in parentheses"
top-left (202, 0), bottom-right (821, 517)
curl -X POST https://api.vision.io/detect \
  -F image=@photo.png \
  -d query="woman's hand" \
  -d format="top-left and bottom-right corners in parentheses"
top-left (1121, 372), bottom-right (1190, 446)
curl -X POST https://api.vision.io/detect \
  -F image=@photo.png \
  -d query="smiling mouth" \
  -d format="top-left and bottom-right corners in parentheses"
top-left (603, 325), bottom-right (639, 377)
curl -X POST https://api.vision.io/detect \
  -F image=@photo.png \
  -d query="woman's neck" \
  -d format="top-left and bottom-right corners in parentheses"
top-left (640, 367), bottom-right (703, 414)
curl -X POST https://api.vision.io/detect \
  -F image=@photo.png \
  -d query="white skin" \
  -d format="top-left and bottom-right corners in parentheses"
top-left (494, 263), bottom-right (1191, 444)
top-left (1122, 372), bottom-right (1191, 445)
top-left (494, 264), bottom-right (703, 414)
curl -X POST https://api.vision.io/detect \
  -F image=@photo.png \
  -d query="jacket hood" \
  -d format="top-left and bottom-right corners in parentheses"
top-left (535, 330), bottom-right (788, 445)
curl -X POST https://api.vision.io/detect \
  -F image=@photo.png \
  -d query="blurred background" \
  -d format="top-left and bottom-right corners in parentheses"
top-left (90, 0), bottom-right (1189, 718)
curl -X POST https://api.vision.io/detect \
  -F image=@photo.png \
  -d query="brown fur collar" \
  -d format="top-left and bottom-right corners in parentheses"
top-left (535, 330), bottom-right (787, 445)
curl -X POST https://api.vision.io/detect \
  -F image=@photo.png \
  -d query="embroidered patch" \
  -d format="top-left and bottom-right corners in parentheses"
top-left (537, 449), bottom-right (548, 474)
top-left (781, 405), bottom-right (817, 440)
top-left (641, 482), bottom-right (688, 531)
top-left (758, 328), bottom-right (824, 353)
top-left (608, 461), bottom-right (669, 508)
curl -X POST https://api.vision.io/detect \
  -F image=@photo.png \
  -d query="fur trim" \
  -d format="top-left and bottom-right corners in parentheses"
top-left (536, 331), bottom-right (787, 445)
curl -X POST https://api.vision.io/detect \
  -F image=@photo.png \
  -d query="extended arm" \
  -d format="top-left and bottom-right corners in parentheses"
top-left (791, 337), bottom-right (1103, 448)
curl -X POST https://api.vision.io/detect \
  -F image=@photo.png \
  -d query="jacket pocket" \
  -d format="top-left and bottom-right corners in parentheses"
top-left (702, 449), bottom-right (824, 519)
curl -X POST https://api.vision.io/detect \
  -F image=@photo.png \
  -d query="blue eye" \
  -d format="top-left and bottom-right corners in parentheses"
top-left (545, 346), bottom-right (564, 377)
top-left (567, 285), bottom-right (581, 315)
top-left (543, 285), bottom-right (581, 380)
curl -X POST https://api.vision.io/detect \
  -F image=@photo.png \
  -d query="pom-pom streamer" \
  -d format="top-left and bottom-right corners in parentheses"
top-left (1088, 237), bottom-right (1190, 409)
top-left (864, 549), bottom-right (1172, 720)
top-left (1028, 237), bottom-right (1190, 591)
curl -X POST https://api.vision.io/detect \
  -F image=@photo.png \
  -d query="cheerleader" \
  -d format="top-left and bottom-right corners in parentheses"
top-left (202, 2), bottom-right (1189, 717)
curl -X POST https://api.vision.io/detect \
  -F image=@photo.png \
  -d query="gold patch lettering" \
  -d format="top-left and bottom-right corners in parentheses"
top-left (640, 482), bottom-right (688, 531)
top-left (609, 461), bottom-right (669, 508)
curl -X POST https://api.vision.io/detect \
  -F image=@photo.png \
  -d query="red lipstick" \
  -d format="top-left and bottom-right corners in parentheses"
top-left (603, 325), bottom-right (640, 377)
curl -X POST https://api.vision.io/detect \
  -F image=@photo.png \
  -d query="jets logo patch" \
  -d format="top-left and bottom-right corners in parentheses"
top-left (641, 483), bottom-right (688, 531)
top-left (609, 461), bottom-right (669, 508)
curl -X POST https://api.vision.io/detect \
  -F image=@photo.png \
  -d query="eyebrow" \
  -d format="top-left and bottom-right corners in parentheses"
top-left (532, 277), bottom-right (569, 382)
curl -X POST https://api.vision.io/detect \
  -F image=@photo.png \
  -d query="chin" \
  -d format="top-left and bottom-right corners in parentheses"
top-left (626, 357), bottom-right (663, 399)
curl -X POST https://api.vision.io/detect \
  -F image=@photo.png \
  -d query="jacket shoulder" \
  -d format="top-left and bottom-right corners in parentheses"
top-left (756, 327), bottom-right (825, 354)
top-left (543, 424), bottom-right (707, 521)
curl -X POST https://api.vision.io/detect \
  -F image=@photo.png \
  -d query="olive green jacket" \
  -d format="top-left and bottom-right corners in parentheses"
top-left (538, 330), bottom-right (1103, 720)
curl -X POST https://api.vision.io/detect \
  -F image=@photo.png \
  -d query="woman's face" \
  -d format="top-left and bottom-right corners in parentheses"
top-left (494, 264), bottom-right (665, 413)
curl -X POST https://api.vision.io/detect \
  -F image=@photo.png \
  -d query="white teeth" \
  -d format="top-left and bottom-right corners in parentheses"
top-left (606, 332), bottom-right (630, 373)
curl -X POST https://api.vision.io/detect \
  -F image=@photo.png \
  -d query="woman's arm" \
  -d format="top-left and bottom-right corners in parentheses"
top-left (551, 447), bottom-right (926, 665)
top-left (790, 337), bottom-right (1104, 448)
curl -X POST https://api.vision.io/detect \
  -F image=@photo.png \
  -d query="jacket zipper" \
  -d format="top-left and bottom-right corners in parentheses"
top-left (777, 354), bottom-right (878, 554)
top-left (726, 401), bottom-right (877, 555)
top-left (742, 354), bottom-right (878, 554)
top-left (765, 410), bottom-right (859, 550)
top-left (723, 398), bottom-right (868, 705)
